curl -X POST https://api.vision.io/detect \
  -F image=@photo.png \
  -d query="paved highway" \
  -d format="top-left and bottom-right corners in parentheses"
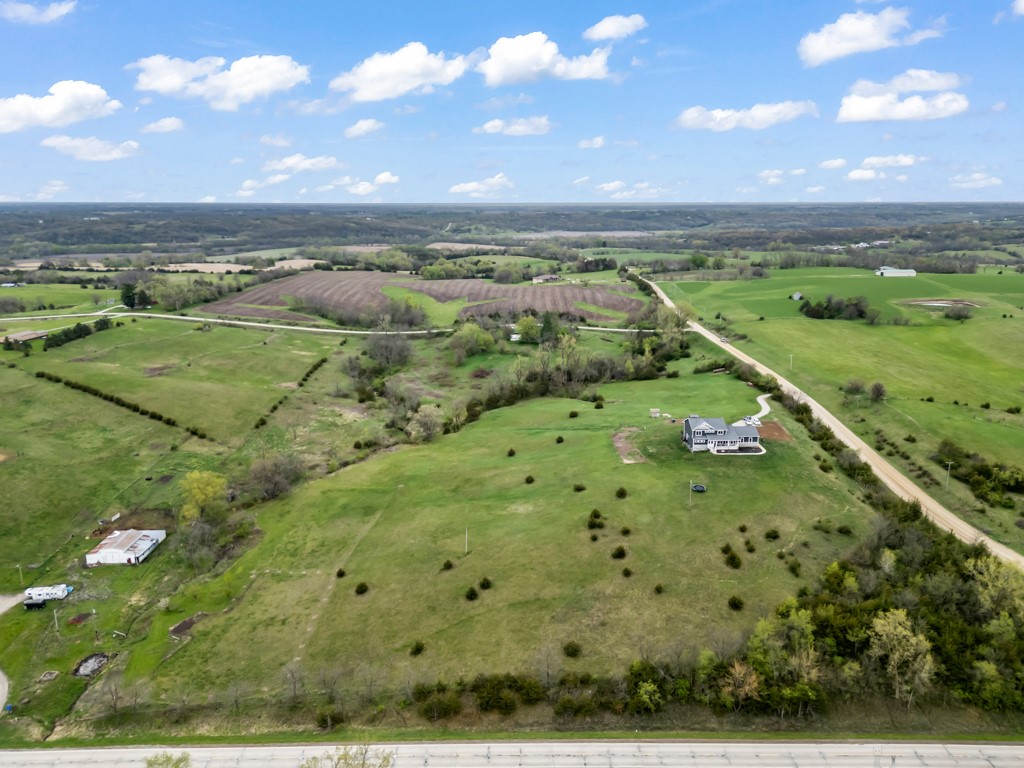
top-left (1, 740), bottom-right (1024, 767)
top-left (644, 279), bottom-right (1024, 570)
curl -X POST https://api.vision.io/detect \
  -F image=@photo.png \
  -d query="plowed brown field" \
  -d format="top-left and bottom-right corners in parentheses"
top-left (200, 271), bottom-right (643, 323)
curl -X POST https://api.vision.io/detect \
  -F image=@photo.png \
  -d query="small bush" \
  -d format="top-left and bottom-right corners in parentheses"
top-left (981, 402), bottom-right (991, 410)
top-left (589, 509), bottom-right (602, 519)
top-left (556, 435), bottom-right (564, 444)
top-left (725, 552), bottom-right (742, 569)
top-left (569, 410), bottom-right (579, 418)
top-left (837, 524), bottom-right (853, 535)
top-left (590, 533), bottom-right (599, 541)
top-left (479, 576), bottom-right (492, 590)
top-left (903, 434), bottom-right (917, 443)
top-left (1008, 406), bottom-right (1022, 415)
top-left (615, 487), bottom-right (628, 499)
top-left (611, 545), bottom-right (627, 559)
top-left (654, 584), bottom-right (664, 594)
top-left (465, 586), bottom-right (479, 601)
top-left (738, 524), bottom-right (748, 533)
top-left (410, 641), bottom-right (425, 656)
top-left (620, 527), bottom-right (631, 536)
top-left (355, 582), bottom-right (369, 595)
top-left (587, 518), bottom-right (605, 530)
top-left (573, 483), bottom-right (586, 492)
top-left (765, 528), bottom-right (780, 541)
top-left (353, 440), bottom-right (362, 449)
top-left (507, 448), bottom-right (516, 456)
top-left (787, 559), bottom-right (802, 577)
top-left (563, 641), bottom-right (581, 658)
top-left (622, 567), bottom-right (632, 578)
top-left (666, 370), bottom-right (679, 378)
top-left (744, 540), bottom-right (756, 553)
top-left (336, 568), bottom-right (346, 579)
top-left (594, 401), bottom-right (604, 409)
top-left (728, 596), bottom-right (744, 611)
top-left (525, 475), bottom-right (535, 484)
top-left (442, 559), bottom-right (454, 571)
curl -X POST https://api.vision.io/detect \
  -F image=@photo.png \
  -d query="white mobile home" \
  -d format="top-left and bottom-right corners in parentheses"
top-left (85, 529), bottom-right (166, 566)
top-left (24, 584), bottom-right (73, 601)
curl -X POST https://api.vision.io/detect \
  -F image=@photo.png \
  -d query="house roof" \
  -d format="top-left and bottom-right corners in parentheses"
top-left (87, 529), bottom-right (165, 558)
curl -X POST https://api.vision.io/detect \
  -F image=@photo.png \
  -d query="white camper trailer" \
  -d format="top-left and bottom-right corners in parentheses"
top-left (24, 584), bottom-right (73, 601)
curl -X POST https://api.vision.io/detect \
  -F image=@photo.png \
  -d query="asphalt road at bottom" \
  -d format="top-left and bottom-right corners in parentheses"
top-left (1, 741), bottom-right (1023, 767)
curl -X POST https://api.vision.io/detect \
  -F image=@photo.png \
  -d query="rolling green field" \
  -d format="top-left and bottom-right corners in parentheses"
top-left (660, 268), bottom-right (1024, 550)
top-left (0, 283), bottom-right (120, 317)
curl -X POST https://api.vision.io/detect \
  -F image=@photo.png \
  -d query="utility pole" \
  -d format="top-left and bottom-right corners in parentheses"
top-left (945, 461), bottom-right (954, 490)
top-left (16, 564), bottom-right (22, 586)
top-left (689, 481), bottom-right (693, 505)
top-left (53, 608), bottom-right (60, 638)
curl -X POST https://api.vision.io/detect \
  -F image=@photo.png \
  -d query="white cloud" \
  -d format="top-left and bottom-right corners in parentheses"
top-left (0, 80), bottom-right (120, 133)
top-left (35, 179), bottom-right (68, 199)
top-left (846, 168), bottom-right (885, 181)
top-left (950, 172), bottom-right (1002, 189)
top-left (236, 173), bottom-right (291, 197)
top-left (596, 180), bottom-right (626, 192)
top-left (861, 153), bottom-right (921, 168)
top-left (790, 168), bottom-right (807, 176)
top-left (344, 118), bottom-right (385, 138)
top-left (736, 187), bottom-right (758, 194)
top-left (583, 14), bottom-right (647, 41)
top-left (478, 93), bottom-right (534, 110)
top-left (759, 169), bottom-right (785, 185)
top-left (261, 154), bottom-right (340, 173)
top-left (895, 174), bottom-right (909, 182)
top-left (374, 171), bottom-right (399, 185)
top-left (40, 134), bottom-right (139, 161)
top-left (448, 172), bottom-right (514, 198)
top-left (128, 54), bottom-right (310, 111)
top-left (818, 158), bottom-right (847, 169)
top-left (140, 116), bottom-right (183, 133)
top-left (798, 7), bottom-right (944, 67)
top-left (611, 181), bottom-right (666, 200)
top-left (473, 116), bottom-right (551, 136)
top-left (0, 1), bottom-right (75, 24)
top-left (198, 195), bottom-right (216, 203)
top-left (260, 134), bottom-right (291, 147)
top-left (805, 185), bottom-right (826, 194)
top-left (229, 157), bottom-right (244, 164)
top-left (346, 181), bottom-right (378, 196)
top-left (477, 32), bottom-right (609, 86)
top-left (677, 100), bottom-right (817, 131)
top-left (1016, 0), bottom-right (1024, 15)
top-left (330, 42), bottom-right (467, 102)
top-left (578, 135), bottom-right (605, 149)
top-left (572, 176), bottom-right (591, 185)
top-left (837, 68), bottom-right (968, 122)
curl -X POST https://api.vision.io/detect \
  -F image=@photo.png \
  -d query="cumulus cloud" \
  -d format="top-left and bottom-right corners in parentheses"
top-left (198, 195), bottom-right (216, 203)
top-left (473, 116), bottom-right (551, 136)
top-left (330, 42), bottom-right (467, 101)
top-left (950, 172), bottom-right (1002, 189)
top-left (128, 54), bottom-right (310, 111)
top-left (583, 14), bottom-right (647, 41)
top-left (40, 134), bottom-right (139, 161)
top-left (0, 1), bottom-right (75, 24)
top-left (578, 135), bottom-right (605, 149)
top-left (374, 171), bottom-right (399, 185)
top-left (596, 180), bottom-right (626, 192)
top-left (260, 134), bottom-right (291, 147)
top-left (798, 7), bottom-right (944, 67)
top-left (847, 168), bottom-right (885, 181)
top-left (837, 68), bottom-right (968, 122)
top-left (1016, 0), bottom-right (1024, 15)
top-left (236, 173), bottom-right (290, 197)
top-left (140, 116), bottom-right (183, 133)
top-left (448, 172), bottom-right (514, 198)
top-left (344, 118), bottom-right (385, 138)
top-left (477, 32), bottom-right (609, 86)
top-left (805, 185), bottom-right (826, 194)
top-left (36, 179), bottom-right (68, 199)
top-left (609, 181), bottom-right (666, 200)
top-left (818, 157), bottom-right (847, 169)
top-left (759, 169), bottom-right (785, 185)
top-left (572, 176), bottom-right (591, 185)
top-left (861, 153), bottom-right (921, 168)
top-left (0, 80), bottom-right (120, 133)
top-left (790, 168), bottom-right (807, 176)
top-left (346, 181), bottom-right (378, 196)
top-left (261, 154), bottom-right (340, 173)
top-left (677, 100), bottom-right (818, 131)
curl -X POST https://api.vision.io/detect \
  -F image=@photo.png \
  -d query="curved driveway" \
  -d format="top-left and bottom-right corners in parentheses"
top-left (645, 279), bottom-right (1024, 571)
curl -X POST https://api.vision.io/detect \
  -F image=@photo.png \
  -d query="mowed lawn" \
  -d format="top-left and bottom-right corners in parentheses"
top-left (143, 369), bottom-right (871, 695)
top-left (660, 270), bottom-right (1024, 549)
top-left (11, 320), bottom-right (340, 443)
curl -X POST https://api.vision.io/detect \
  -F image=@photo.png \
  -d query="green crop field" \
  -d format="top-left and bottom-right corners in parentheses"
top-left (659, 269), bottom-right (1024, 551)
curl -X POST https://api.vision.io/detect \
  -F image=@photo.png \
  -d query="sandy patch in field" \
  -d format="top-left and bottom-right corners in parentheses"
top-left (278, 382), bottom-right (299, 390)
top-left (612, 427), bottom-right (646, 464)
top-left (267, 259), bottom-right (327, 270)
top-left (0, 453), bottom-right (8, 463)
top-left (757, 421), bottom-right (792, 442)
top-left (906, 299), bottom-right (980, 307)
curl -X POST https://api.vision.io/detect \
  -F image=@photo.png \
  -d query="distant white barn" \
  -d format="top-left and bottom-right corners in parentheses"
top-left (85, 529), bottom-right (166, 567)
top-left (874, 266), bottom-right (917, 277)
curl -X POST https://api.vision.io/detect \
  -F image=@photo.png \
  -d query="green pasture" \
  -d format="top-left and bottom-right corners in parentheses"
top-left (115, 366), bottom-right (870, 696)
top-left (0, 283), bottom-right (119, 316)
top-left (659, 270), bottom-right (1024, 549)
top-left (380, 285), bottom-right (478, 327)
top-left (7, 320), bottom-right (340, 444)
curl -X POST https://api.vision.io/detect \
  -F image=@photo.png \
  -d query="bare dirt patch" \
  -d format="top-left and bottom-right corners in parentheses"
top-left (144, 364), bottom-right (175, 377)
top-left (170, 612), bottom-right (206, 637)
top-left (906, 299), bottom-right (980, 307)
top-left (757, 421), bottom-right (793, 442)
top-left (612, 428), bottom-right (646, 464)
top-left (0, 453), bottom-right (8, 463)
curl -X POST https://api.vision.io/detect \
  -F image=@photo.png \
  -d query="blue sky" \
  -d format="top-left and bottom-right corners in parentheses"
top-left (0, 0), bottom-right (1020, 203)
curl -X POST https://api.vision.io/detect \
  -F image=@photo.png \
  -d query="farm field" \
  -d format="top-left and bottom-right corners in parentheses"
top-left (0, 283), bottom-right (120, 316)
top-left (115, 361), bottom-right (870, 702)
top-left (199, 270), bottom-right (646, 325)
top-left (659, 269), bottom-right (1024, 551)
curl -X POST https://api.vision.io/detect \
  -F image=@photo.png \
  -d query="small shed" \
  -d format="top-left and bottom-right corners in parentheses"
top-left (85, 529), bottom-right (166, 567)
top-left (532, 274), bottom-right (561, 284)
